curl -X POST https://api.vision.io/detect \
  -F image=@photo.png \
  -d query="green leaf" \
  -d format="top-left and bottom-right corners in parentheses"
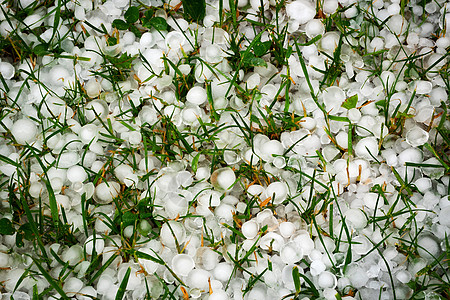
top-left (129, 25), bottom-right (142, 38)
top-left (112, 19), bottom-right (129, 30)
top-left (124, 6), bottom-right (139, 24)
top-left (181, 0), bottom-right (206, 22)
top-left (292, 266), bottom-right (301, 294)
top-left (143, 17), bottom-right (168, 31)
top-left (253, 40), bottom-right (271, 57)
top-left (33, 44), bottom-right (49, 56)
top-left (115, 267), bottom-right (131, 300)
top-left (250, 57), bottom-right (267, 67)
top-left (106, 53), bottom-right (134, 69)
top-left (0, 218), bottom-right (15, 235)
top-left (121, 211), bottom-right (137, 227)
top-left (342, 94), bottom-right (358, 110)
top-left (191, 152), bottom-right (201, 173)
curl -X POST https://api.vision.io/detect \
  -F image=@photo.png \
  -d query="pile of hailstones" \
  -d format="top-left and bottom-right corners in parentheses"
top-left (0, 0), bottom-right (450, 299)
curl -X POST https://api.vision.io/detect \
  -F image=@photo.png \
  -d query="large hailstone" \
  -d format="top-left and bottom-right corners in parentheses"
top-left (11, 118), bottom-right (38, 145)
top-left (286, 0), bottom-right (316, 24)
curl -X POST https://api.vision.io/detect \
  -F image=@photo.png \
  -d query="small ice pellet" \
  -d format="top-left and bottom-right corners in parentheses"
top-left (0, 61), bottom-right (15, 79)
top-left (355, 137), bottom-right (379, 160)
top-left (84, 234), bottom-right (105, 255)
top-left (305, 19), bottom-right (325, 38)
top-left (241, 220), bottom-right (259, 239)
top-left (406, 127), bottom-right (429, 147)
top-left (414, 80), bottom-right (432, 95)
top-left (172, 254), bottom-right (195, 277)
top-left (318, 271), bottom-right (337, 289)
top-left (286, 0), bottom-right (316, 24)
top-left (94, 181), bottom-right (121, 204)
top-left (85, 80), bottom-right (102, 98)
top-left (11, 118), bottom-right (38, 145)
top-left (265, 181), bottom-right (288, 204)
top-left (211, 167), bottom-right (236, 190)
top-left (63, 277), bottom-right (83, 297)
top-left (186, 86), bottom-right (207, 105)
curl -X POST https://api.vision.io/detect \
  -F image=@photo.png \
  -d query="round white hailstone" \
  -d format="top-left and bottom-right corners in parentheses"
top-left (67, 165), bottom-right (87, 183)
top-left (199, 247), bottom-right (220, 270)
top-left (0, 252), bottom-right (10, 268)
top-left (85, 80), bottom-right (102, 98)
top-left (0, 61), bottom-right (15, 79)
top-left (322, 86), bottom-right (345, 114)
top-left (262, 140), bottom-right (284, 160)
top-left (398, 148), bottom-right (423, 165)
top-left (344, 209), bottom-right (367, 229)
top-left (380, 70), bottom-right (395, 90)
top-left (244, 149), bottom-right (260, 165)
top-left (280, 242), bottom-right (303, 264)
top-left (241, 220), bottom-right (259, 240)
top-left (348, 108), bottom-right (361, 123)
top-left (186, 86), bottom-right (207, 105)
top-left (293, 234), bottom-right (315, 255)
top-left (215, 203), bottom-right (235, 221)
top-left (205, 44), bottom-right (223, 63)
top-left (323, 0), bottom-right (338, 14)
top-left (265, 181), bottom-right (288, 204)
top-left (279, 221), bottom-right (296, 238)
top-left (247, 73), bottom-right (260, 89)
top-left (114, 164), bottom-right (134, 184)
top-left (439, 206), bottom-right (450, 227)
top-left (182, 107), bottom-right (200, 124)
top-left (195, 167), bottom-right (211, 180)
top-left (84, 234), bottom-right (105, 255)
top-left (414, 80), bottom-right (432, 95)
top-left (62, 245), bottom-right (83, 266)
top-left (319, 32), bottom-right (340, 54)
top-left (211, 167), bottom-right (236, 190)
top-left (281, 265), bottom-right (297, 290)
top-left (172, 254), bottom-right (195, 277)
top-left (286, 0), bottom-right (316, 24)
top-left (94, 181), bottom-right (121, 204)
top-left (387, 14), bottom-right (406, 35)
top-left (335, 131), bottom-right (349, 149)
top-left (259, 232), bottom-right (284, 252)
top-left (165, 31), bottom-right (186, 49)
top-left (209, 290), bottom-right (229, 300)
top-left (323, 145), bottom-right (340, 162)
top-left (318, 271), bottom-right (337, 289)
top-left (414, 178), bottom-right (432, 193)
top-left (186, 269), bottom-right (212, 291)
top-left (310, 259), bottom-right (326, 276)
top-left (355, 137), bottom-right (379, 160)
top-left (57, 151), bottom-right (80, 169)
top-left (417, 234), bottom-right (441, 260)
top-left (160, 221), bottom-right (186, 248)
top-left (406, 127), bottom-right (429, 147)
top-left (430, 87), bottom-right (447, 106)
top-left (352, 236), bottom-right (370, 255)
top-left (63, 277), bottom-right (83, 297)
top-left (301, 117), bottom-right (317, 131)
top-left (11, 118), bottom-right (38, 145)
top-left (85, 100), bottom-right (108, 121)
top-left (56, 194), bottom-right (71, 210)
top-left (140, 32), bottom-right (154, 47)
top-left (396, 270), bottom-right (412, 284)
top-left (79, 124), bottom-right (99, 144)
top-left (213, 263), bottom-right (234, 282)
top-left (97, 274), bottom-right (113, 295)
top-left (363, 192), bottom-right (379, 210)
top-left (77, 286), bottom-right (97, 300)
top-left (346, 265), bottom-right (369, 288)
